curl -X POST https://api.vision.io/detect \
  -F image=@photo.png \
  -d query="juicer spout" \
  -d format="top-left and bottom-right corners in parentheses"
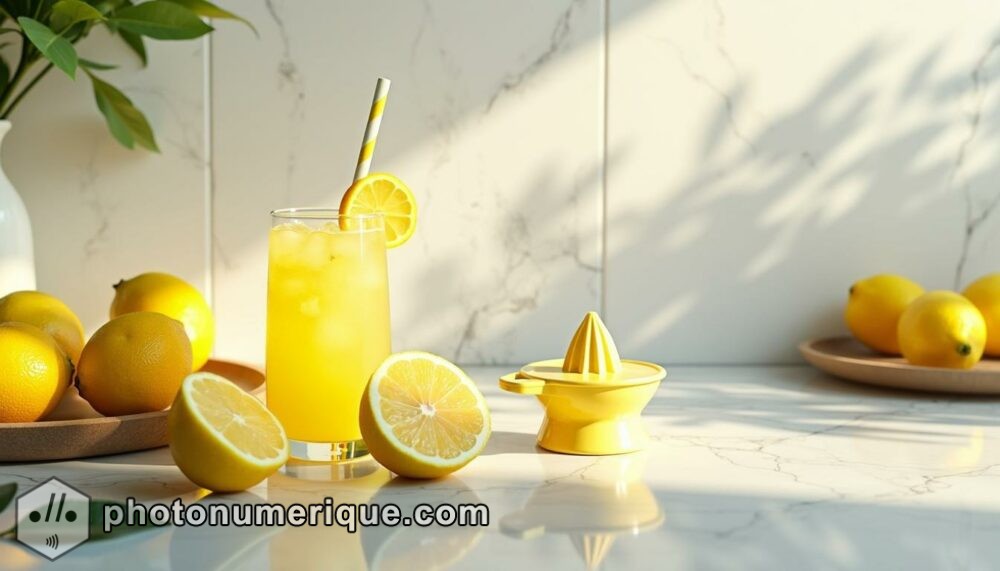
top-left (562, 312), bottom-right (622, 376)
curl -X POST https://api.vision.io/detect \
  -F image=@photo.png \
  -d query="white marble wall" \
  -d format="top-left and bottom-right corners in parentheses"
top-left (6, 30), bottom-right (207, 337)
top-left (607, 0), bottom-right (1000, 363)
top-left (11, 1), bottom-right (1000, 365)
top-left (210, 0), bottom-right (603, 365)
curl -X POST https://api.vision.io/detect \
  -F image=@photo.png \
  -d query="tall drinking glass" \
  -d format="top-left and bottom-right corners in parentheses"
top-left (266, 209), bottom-right (391, 461)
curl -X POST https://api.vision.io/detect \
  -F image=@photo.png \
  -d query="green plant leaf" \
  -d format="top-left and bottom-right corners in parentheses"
top-left (0, 482), bottom-right (16, 514)
top-left (51, 0), bottom-right (105, 32)
top-left (163, 0), bottom-right (255, 35)
top-left (80, 57), bottom-right (117, 70)
top-left (111, 1), bottom-right (212, 40)
top-left (118, 28), bottom-right (147, 65)
top-left (93, 0), bottom-right (131, 14)
top-left (0, 1), bottom-right (34, 18)
top-left (17, 17), bottom-right (78, 78)
top-left (0, 57), bottom-right (9, 94)
top-left (88, 72), bottom-right (158, 151)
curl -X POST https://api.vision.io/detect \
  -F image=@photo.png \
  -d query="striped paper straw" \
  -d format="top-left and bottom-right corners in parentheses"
top-left (354, 77), bottom-right (391, 182)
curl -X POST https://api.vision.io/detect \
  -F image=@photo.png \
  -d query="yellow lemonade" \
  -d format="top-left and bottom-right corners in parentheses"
top-left (266, 213), bottom-right (391, 455)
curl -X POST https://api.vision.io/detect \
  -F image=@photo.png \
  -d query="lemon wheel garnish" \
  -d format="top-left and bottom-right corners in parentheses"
top-left (360, 351), bottom-right (490, 479)
top-left (339, 173), bottom-right (417, 248)
top-left (168, 372), bottom-right (289, 492)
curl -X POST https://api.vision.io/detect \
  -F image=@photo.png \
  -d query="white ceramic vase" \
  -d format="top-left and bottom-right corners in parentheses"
top-left (0, 120), bottom-right (36, 295)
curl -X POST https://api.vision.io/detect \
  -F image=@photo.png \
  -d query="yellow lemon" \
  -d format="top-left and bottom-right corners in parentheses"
top-left (111, 272), bottom-right (215, 371)
top-left (169, 372), bottom-right (288, 492)
top-left (77, 312), bottom-right (192, 416)
top-left (962, 273), bottom-right (1000, 357)
top-left (0, 322), bottom-right (71, 422)
top-left (0, 290), bottom-right (85, 365)
top-left (898, 291), bottom-right (986, 369)
top-left (359, 351), bottom-right (490, 479)
top-left (339, 173), bottom-right (418, 248)
top-left (845, 274), bottom-right (924, 354)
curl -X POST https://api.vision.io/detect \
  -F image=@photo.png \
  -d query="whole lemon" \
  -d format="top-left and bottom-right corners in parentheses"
top-left (111, 272), bottom-right (215, 371)
top-left (898, 291), bottom-right (986, 369)
top-left (962, 273), bottom-right (1000, 357)
top-left (844, 274), bottom-right (924, 354)
top-left (0, 322), bottom-right (71, 422)
top-left (77, 312), bottom-right (193, 416)
top-left (0, 291), bottom-right (85, 365)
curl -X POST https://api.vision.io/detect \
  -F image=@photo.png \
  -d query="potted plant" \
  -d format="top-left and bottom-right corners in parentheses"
top-left (0, 0), bottom-right (251, 294)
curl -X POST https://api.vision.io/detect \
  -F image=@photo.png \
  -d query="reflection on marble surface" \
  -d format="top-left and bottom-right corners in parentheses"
top-left (360, 478), bottom-right (485, 571)
top-left (3, 366), bottom-right (1000, 569)
top-left (501, 453), bottom-right (663, 570)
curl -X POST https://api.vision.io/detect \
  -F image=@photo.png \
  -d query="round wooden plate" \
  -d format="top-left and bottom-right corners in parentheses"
top-left (0, 360), bottom-right (264, 462)
top-left (799, 337), bottom-right (1000, 395)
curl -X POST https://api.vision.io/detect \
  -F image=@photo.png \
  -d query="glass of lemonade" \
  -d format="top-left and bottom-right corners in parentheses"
top-left (266, 209), bottom-right (391, 462)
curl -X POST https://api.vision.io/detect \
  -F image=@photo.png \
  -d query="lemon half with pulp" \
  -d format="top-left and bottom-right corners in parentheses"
top-left (169, 372), bottom-right (289, 492)
top-left (360, 351), bottom-right (490, 479)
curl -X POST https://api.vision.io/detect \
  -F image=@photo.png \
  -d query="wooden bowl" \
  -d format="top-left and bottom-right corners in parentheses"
top-left (799, 337), bottom-right (1000, 395)
top-left (0, 360), bottom-right (264, 462)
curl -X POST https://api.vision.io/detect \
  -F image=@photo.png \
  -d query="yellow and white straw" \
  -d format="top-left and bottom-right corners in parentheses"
top-left (354, 77), bottom-right (391, 182)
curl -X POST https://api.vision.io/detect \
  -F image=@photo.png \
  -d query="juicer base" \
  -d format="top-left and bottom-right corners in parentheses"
top-left (536, 415), bottom-right (649, 455)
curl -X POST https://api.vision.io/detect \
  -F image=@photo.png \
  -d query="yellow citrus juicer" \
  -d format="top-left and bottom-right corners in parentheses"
top-left (499, 312), bottom-right (665, 455)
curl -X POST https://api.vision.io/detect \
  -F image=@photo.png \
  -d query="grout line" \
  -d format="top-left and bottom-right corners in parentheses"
top-left (599, 0), bottom-right (610, 318)
top-left (202, 32), bottom-right (215, 311)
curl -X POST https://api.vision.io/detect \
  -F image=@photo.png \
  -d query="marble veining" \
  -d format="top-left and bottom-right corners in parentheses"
top-left (210, 0), bottom-right (603, 365)
top-left (11, 0), bottom-right (1000, 370)
top-left (262, 0), bottom-right (305, 206)
top-left (485, 0), bottom-right (586, 112)
top-left (607, 0), bottom-right (1000, 364)
top-left (953, 35), bottom-right (1000, 289)
top-left (76, 147), bottom-right (110, 260)
top-left (4, 32), bottom-right (208, 335)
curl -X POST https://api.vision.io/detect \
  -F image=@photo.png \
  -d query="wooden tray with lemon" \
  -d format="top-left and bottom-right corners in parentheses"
top-left (799, 338), bottom-right (1000, 394)
top-left (801, 274), bottom-right (1000, 395)
top-left (0, 274), bottom-right (264, 462)
top-left (0, 360), bottom-right (264, 462)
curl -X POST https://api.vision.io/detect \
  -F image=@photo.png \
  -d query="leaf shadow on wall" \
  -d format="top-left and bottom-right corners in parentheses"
top-left (606, 36), bottom-right (1000, 364)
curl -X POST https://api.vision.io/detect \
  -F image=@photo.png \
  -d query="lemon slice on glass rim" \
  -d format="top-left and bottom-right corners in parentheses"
top-left (339, 173), bottom-right (417, 248)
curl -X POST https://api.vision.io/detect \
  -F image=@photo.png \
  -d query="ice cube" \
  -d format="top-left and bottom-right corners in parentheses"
top-left (301, 230), bottom-right (335, 267)
top-left (320, 221), bottom-right (343, 235)
top-left (274, 274), bottom-right (308, 298)
top-left (300, 296), bottom-right (320, 316)
top-left (329, 230), bottom-right (367, 262)
top-left (270, 223), bottom-right (310, 256)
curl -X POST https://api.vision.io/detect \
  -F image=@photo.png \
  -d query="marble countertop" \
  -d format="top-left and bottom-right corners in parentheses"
top-left (2, 365), bottom-right (999, 570)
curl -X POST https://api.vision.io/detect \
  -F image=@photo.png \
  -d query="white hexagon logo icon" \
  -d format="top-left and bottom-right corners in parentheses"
top-left (16, 477), bottom-right (90, 560)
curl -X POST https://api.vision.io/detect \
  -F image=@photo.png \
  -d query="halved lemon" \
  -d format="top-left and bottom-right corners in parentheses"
top-left (339, 173), bottom-right (417, 248)
top-left (168, 372), bottom-right (289, 492)
top-left (360, 351), bottom-right (491, 479)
